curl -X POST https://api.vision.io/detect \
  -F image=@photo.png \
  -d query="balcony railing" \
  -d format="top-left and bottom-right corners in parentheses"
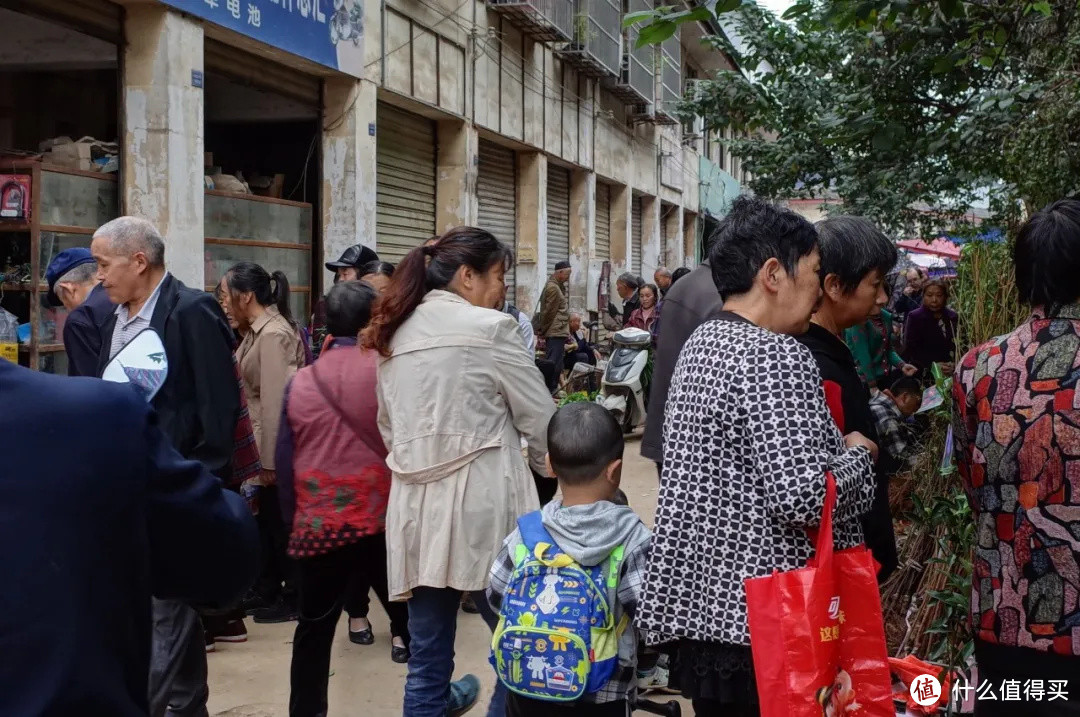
top-left (487, 0), bottom-right (575, 43)
top-left (606, 0), bottom-right (654, 106)
top-left (654, 31), bottom-right (681, 124)
top-left (555, 0), bottom-right (622, 78)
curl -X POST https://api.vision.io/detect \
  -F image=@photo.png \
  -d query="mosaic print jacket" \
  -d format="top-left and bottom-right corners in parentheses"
top-left (953, 306), bottom-right (1080, 656)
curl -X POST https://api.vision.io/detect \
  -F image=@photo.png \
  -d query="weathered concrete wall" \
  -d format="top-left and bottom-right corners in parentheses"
top-left (516, 151), bottom-right (547, 314)
top-left (569, 169), bottom-right (594, 311)
top-left (322, 77), bottom-right (379, 287)
top-left (683, 210), bottom-right (699, 266)
top-left (662, 202), bottom-right (684, 270)
top-left (122, 5), bottom-right (204, 289)
top-left (436, 119), bottom-right (479, 231)
top-left (641, 196), bottom-right (662, 285)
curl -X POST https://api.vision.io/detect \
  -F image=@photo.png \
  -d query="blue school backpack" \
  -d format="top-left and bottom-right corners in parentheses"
top-left (490, 511), bottom-right (626, 702)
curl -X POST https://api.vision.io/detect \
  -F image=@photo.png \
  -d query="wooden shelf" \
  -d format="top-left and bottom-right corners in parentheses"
top-left (206, 188), bottom-right (312, 209)
top-left (0, 222), bottom-right (31, 233)
top-left (0, 281), bottom-right (38, 292)
top-left (37, 344), bottom-right (66, 354)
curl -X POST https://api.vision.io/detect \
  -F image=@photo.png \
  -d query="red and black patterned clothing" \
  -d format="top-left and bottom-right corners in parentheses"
top-left (953, 305), bottom-right (1080, 657)
top-left (276, 338), bottom-right (391, 559)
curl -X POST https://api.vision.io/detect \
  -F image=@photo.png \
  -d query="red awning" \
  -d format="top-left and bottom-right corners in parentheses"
top-left (896, 238), bottom-right (961, 260)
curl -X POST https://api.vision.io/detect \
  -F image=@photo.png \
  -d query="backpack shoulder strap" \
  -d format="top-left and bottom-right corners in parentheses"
top-left (517, 511), bottom-right (573, 568)
top-left (605, 545), bottom-right (625, 590)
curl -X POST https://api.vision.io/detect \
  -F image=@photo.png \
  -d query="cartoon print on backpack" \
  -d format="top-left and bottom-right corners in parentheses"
top-left (537, 573), bottom-right (561, 614)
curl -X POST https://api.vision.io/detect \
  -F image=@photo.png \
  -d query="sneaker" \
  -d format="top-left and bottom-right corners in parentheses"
top-left (211, 618), bottom-right (248, 643)
top-left (448, 674), bottom-right (480, 716)
top-left (204, 631), bottom-right (216, 653)
top-left (637, 664), bottom-right (677, 693)
top-left (251, 598), bottom-right (298, 624)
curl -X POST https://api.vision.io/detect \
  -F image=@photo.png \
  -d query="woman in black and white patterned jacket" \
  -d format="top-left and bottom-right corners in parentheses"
top-left (636, 197), bottom-right (879, 717)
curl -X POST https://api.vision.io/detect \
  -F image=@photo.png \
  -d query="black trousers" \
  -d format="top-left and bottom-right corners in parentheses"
top-left (289, 534), bottom-right (410, 717)
top-left (507, 694), bottom-right (629, 716)
top-left (544, 337), bottom-right (567, 393)
top-left (256, 485), bottom-right (295, 601)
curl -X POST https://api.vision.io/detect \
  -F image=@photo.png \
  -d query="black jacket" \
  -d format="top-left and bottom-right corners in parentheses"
top-left (63, 283), bottom-right (115, 377)
top-left (97, 274), bottom-right (240, 480)
top-left (608, 290), bottom-right (641, 327)
top-left (641, 262), bottom-right (724, 463)
top-left (0, 361), bottom-right (258, 716)
top-left (796, 322), bottom-right (898, 580)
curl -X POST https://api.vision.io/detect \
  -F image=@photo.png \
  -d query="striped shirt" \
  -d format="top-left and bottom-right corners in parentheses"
top-left (109, 274), bottom-right (168, 360)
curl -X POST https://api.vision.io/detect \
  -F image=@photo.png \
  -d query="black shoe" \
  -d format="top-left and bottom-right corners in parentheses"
top-left (391, 643), bottom-right (410, 664)
top-left (251, 598), bottom-right (298, 624)
top-left (241, 591), bottom-right (272, 616)
top-left (460, 593), bottom-right (480, 614)
top-left (349, 627), bottom-right (374, 645)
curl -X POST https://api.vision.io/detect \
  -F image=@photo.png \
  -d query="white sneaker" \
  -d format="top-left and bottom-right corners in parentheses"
top-left (637, 664), bottom-right (674, 693)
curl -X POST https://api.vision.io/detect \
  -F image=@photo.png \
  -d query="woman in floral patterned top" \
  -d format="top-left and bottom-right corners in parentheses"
top-left (953, 199), bottom-right (1080, 715)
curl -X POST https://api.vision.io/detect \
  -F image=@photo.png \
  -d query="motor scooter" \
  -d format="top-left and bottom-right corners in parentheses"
top-left (595, 327), bottom-right (651, 433)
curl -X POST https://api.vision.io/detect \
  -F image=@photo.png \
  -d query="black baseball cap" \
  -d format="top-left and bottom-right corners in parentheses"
top-left (326, 244), bottom-right (379, 272)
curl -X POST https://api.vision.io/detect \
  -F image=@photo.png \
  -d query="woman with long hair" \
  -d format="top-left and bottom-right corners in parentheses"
top-left (363, 227), bottom-right (554, 717)
top-left (221, 262), bottom-right (307, 624)
top-left (627, 283), bottom-right (661, 336)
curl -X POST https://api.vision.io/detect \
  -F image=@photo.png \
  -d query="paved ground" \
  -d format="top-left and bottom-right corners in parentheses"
top-left (208, 435), bottom-right (673, 717)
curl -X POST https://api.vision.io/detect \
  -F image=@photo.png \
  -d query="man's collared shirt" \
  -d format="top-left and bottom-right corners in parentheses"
top-left (109, 273), bottom-right (168, 360)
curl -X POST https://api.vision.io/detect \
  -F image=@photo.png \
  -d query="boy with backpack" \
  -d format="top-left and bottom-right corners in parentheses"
top-left (487, 402), bottom-right (652, 716)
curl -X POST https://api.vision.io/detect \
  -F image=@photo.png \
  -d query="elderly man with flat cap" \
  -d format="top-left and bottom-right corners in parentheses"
top-left (44, 247), bottom-right (115, 376)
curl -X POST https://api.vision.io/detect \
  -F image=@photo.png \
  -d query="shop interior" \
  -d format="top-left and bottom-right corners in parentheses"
top-left (203, 54), bottom-right (320, 326)
top-left (0, 8), bottom-right (118, 372)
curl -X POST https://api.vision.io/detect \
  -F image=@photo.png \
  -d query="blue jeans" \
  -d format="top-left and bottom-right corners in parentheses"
top-left (403, 587), bottom-right (506, 717)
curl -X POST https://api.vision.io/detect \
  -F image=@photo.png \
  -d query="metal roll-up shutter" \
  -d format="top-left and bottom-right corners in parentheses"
top-left (377, 103), bottom-right (437, 266)
top-left (546, 165), bottom-right (571, 274)
top-left (477, 140), bottom-right (517, 302)
top-left (631, 197), bottom-right (643, 276)
top-left (595, 183), bottom-right (611, 265)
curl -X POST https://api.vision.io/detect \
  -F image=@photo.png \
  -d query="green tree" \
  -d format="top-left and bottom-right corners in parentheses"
top-left (630, 0), bottom-right (1080, 233)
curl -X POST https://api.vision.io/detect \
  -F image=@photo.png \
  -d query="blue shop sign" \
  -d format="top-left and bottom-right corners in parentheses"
top-left (161, 0), bottom-right (363, 77)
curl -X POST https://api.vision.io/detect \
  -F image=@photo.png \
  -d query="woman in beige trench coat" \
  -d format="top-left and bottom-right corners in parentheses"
top-left (363, 226), bottom-right (554, 717)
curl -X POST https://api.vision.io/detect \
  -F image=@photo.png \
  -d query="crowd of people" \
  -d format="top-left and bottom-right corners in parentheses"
top-left (1, 194), bottom-right (1077, 717)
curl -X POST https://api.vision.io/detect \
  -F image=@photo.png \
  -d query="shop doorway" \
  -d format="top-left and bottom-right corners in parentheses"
top-left (202, 40), bottom-right (321, 328)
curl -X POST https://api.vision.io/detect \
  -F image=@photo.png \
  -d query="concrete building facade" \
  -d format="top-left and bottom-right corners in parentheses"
top-left (3, 0), bottom-right (746, 356)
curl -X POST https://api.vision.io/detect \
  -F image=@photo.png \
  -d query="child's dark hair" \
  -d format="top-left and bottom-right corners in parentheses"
top-left (890, 376), bottom-right (922, 397)
top-left (547, 403), bottom-right (624, 485)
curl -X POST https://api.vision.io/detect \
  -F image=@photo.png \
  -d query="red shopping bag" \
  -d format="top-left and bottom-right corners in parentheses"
top-left (834, 544), bottom-right (894, 716)
top-left (745, 474), bottom-right (842, 717)
top-left (746, 474), bottom-right (893, 717)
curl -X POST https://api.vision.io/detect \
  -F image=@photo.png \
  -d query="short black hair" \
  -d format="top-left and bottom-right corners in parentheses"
top-left (708, 196), bottom-right (818, 301)
top-left (326, 280), bottom-right (378, 337)
top-left (815, 216), bottom-right (898, 294)
top-left (890, 376), bottom-right (922, 397)
top-left (547, 402), bottom-right (624, 485)
top-left (1015, 199), bottom-right (1080, 312)
top-left (671, 267), bottom-right (691, 284)
top-left (360, 260), bottom-right (395, 278)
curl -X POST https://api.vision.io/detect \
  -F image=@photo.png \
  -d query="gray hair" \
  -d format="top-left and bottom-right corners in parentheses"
top-left (616, 272), bottom-right (641, 289)
top-left (655, 266), bottom-right (672, 278)
top-left (93, 216), bottom-right (166, 267)
top-left (57, 262), bottom-right (97, 286)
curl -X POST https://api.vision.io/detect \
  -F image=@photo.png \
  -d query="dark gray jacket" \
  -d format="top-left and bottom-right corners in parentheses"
top-left (640, 261), bottom-right (724, 463)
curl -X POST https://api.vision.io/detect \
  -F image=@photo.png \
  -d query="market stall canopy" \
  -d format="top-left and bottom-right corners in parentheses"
top-left (896, 237), bottom-right (961, 260)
